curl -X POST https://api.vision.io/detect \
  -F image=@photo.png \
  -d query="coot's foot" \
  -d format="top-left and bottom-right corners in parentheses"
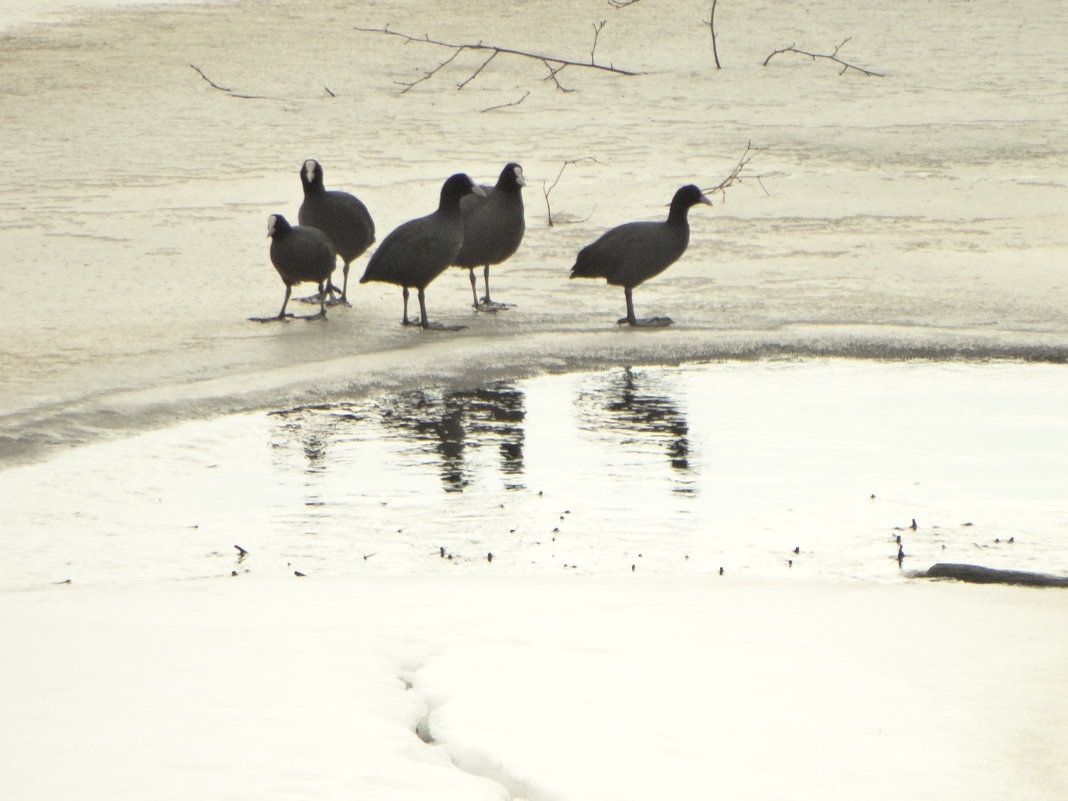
top-left (423, 321), bottom-right (467, 331)
top-left (476, 298), bottom-right (514, 312)
top-left (248, 313), bottom-right (294, 323)
top-left (617, 316), bottom-right (673, 328)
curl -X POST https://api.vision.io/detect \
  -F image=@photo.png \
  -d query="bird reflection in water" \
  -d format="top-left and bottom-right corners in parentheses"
top-left (378, 384), bottom-right (526, 492)
top-left (575, 367), bottom-right (694, 492)
top-left (269, 382), bottom-right (526, 492)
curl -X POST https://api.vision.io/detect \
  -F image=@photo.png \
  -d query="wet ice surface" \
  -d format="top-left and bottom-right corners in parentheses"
top-left (3, 359), bottom-right (1064, 589)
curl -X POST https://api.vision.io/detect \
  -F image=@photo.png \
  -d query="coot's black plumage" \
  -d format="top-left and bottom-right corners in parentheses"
top-left (360, 173), bottom-right (485, 330)
top-left (250, 214), bottom-right (336, 322)
top-left (298, 159), bottom-right (375, 304)
top-left (452, 162), bottom-right (526, 310)
top-left (569, 184), bottom-right (712, 327)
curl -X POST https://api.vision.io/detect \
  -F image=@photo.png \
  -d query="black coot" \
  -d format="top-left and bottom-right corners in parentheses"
top-left (250, 214), bottom-right (335, 322)
top-left (569, 184), bottom-right (712, 327)
top-left (452, 162), bottom-right (526, 310)
top-left (360, 173), bottom-right (485, 330)
top-left (298, 159), bottom-right (375, 305)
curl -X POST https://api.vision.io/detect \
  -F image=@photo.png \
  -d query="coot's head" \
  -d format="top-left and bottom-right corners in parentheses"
top-left (441, 173), bottom-right (487, 204)
top-left (301, 159), bottom-right (325, 191)
top-left (267, 213), bottom-right (292, 238)
top-left (674, 184), bottom-right (713, 208)
top-left (497, 162), bottom-right (527, 191)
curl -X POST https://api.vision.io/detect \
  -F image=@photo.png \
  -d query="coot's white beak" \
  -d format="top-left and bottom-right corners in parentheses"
top-left (472, 183), bottom-right (487, 197)
top-left (514, 165), bottom-right (527, 187)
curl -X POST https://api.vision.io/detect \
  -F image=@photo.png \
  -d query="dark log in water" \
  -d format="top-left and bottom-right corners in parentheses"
top-left (919, 563), bottom-right (1068, 588)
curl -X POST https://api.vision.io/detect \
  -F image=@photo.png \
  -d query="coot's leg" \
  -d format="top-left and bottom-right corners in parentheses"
top-left (249, 285), bottom-right (295, 322)
top-left (618, 286), bottom-right (638, 326)
top-left (468, 268), bottom-right (480, 309)
top-left (337, 262), bottom-right (353, 307)
top-left (402, 286), bottom-right (417, 326)
top-left (420, 287), bottom-right (466, 331)
top-left (476, 264), bottom-right (511, 311)
top-left (618, 286), bottom-right (672, 327)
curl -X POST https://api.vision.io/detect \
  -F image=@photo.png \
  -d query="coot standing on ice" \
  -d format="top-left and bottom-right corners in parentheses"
top-left (298, 159), bottom-right (375, 305)
top-left (360, 173), bottom-right (485, 330)
top-left (569, 184), bottom-right (712, 327)
top-left (452, 162), bottom-right (526, 311)
top-left (250, 214), bottom-right (335, 322)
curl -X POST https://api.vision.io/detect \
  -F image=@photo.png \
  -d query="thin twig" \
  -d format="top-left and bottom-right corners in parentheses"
top-left (188, 63), bottom-right (269, 99)
top-left (702, 142), bottom-right (776, 202)
top-left (458, 50), bottom-right (500, 89)
top-left (763, 38), bottom-right (884, 77)
top-left (189, 63), bottom-right (230, 91)
top-left (706, 0), bottom-right (722, 69)
top-left (543, 157), bottom-right (602, 226)
top-left (480, 91), bottom-right (531, 113)
top-left (356, 24), bottom-right (644, 94)
top-left (590, 20), bottom-right (607, 64)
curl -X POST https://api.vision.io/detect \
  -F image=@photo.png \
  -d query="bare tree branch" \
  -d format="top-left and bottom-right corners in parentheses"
top-left (763, 38), bottom-right (884, 77)
top-left (702, 142), bottom-right (777, 202)
top-left (543, 157), bottom-right (602, 226)
top-left (355, 24), bottom-right (645, 94)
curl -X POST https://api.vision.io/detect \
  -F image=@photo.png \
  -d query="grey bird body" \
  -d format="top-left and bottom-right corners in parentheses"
top-left (570, 184), bottom-right (711, 327)
top-left (360, 173), bottom-right (484, 329)
top-left (453, 162), bottom-right (526, 309)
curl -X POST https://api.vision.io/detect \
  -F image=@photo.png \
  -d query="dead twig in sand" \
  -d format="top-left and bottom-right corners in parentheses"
top-left (188, 63), bottom-right (269, 99)
top-left (355, 24), bottom-right (645, 94)
top-left (706, 0), bottom-right (722, 69)
top-left (480, 91), bottom-right (531, 113)
top-left (702, 142), bottom-right (777, 202)
top-left (543, 157), bottom-right (602, 226)
top-left (762, 39), bottom-right (884, 77)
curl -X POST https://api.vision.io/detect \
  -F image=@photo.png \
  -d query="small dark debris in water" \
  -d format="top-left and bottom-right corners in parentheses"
top-left (53, 578), bottom-right (72, 585)
top-left (363, 553), bottom-right (376, 560)
top-left (231, 570), bottom-right (238, 577)
top-left (447, 554), bottom-right (454, 561)
top-left (994, 537), bottom-right (1015, 544)
top-left (911, 518), bottom-right (918, 531)
top-left (631, 564), bottom-right (636, 572)
top-left (234, 544), bottom-right (248, 558)
top-left (793, 546), bottom-right (800, 554)
top-left (787, 560), bottom-right (793, 568)
top-left (962, 522), bottom-right (973, 527)
top-left (294, 570), bottom-right (306, 577)
top-left (895, 534), bottom-right (902, 545)
top-left (439, 546), bottom-right (446, 558)
top-left (719, 567), bottom-right (724, 575)
top-left (897, 544), bottom-right (905, 568)
top-left (869, 494), bottom-right (876, 500)
top-left (552, 527), bottom-right (560, 533)
top-left (487, 552), bottom-right (494, 563)
top-left (509, 528), bottom-right (516, 533)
